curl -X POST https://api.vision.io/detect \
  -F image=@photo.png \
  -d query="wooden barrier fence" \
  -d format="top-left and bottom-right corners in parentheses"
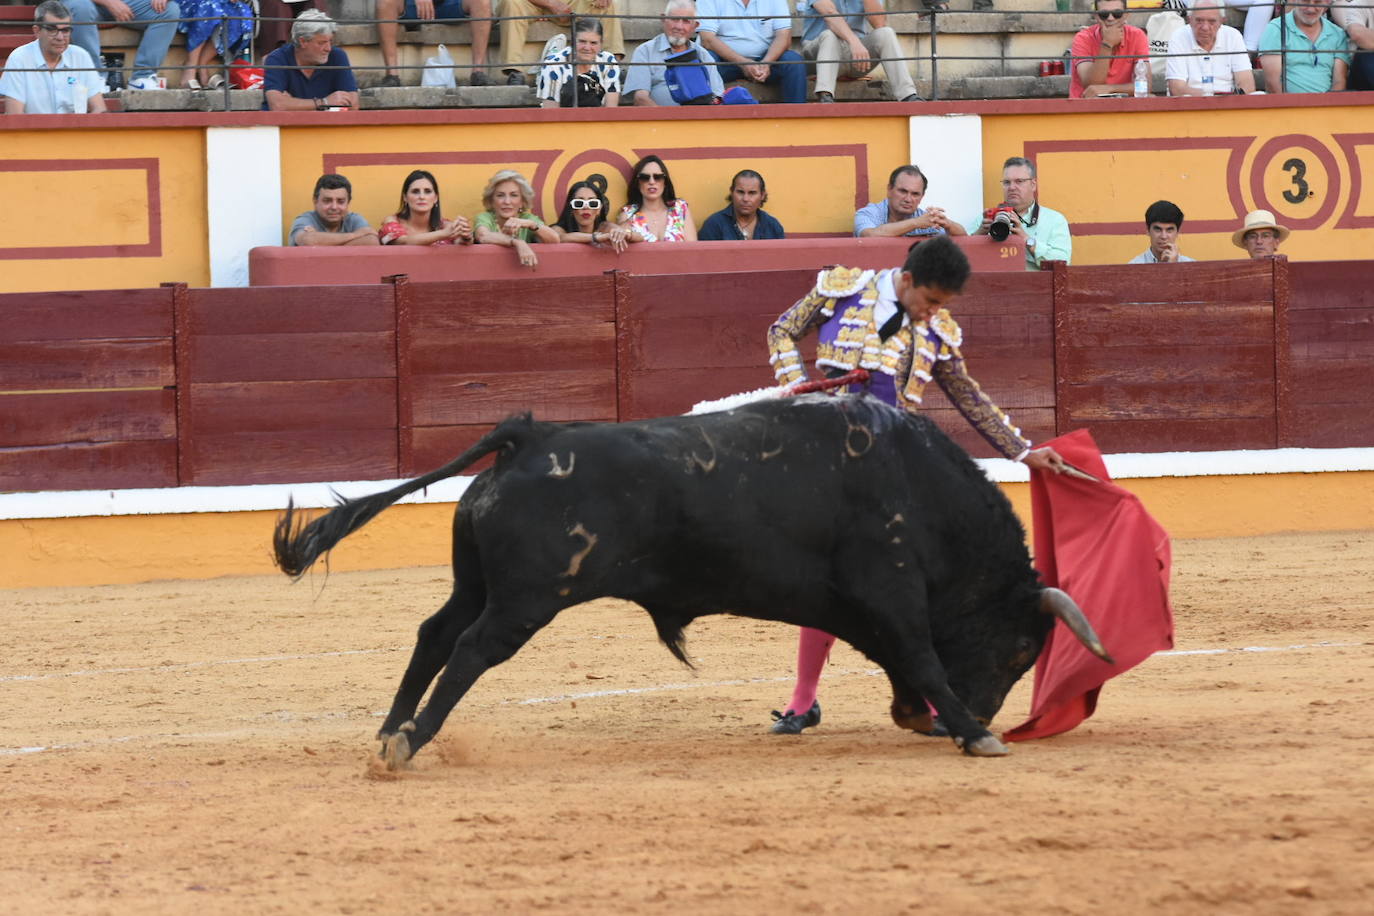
top-left (3, 259), bottom-right (1372, 494)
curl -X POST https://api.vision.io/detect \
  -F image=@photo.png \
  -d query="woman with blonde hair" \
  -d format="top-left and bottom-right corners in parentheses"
top-left (474, 169), bottom-right (560, 268)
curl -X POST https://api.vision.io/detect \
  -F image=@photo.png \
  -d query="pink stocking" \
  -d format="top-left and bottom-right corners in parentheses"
top-left (784, 627), bottom-right (835, 715)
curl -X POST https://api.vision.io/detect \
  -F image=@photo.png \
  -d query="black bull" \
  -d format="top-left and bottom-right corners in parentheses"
top-left (273, 394), bottom-right (1110, 766)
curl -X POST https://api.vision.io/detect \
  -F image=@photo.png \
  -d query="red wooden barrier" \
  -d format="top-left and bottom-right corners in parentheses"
top-left (1285, 261), bottom-right (1374, 448)
top-left (177, 284), bottom-right (398, 485)
top-left (1054, 260), bottom-right (1279, 454)
top-left (0, 288), bottom-right (177, 491)
top-left (397, 274), bottom-right (617, 474)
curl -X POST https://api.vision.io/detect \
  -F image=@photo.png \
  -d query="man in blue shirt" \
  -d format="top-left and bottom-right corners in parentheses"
top-left (700, 169), bottom-right (787, 240)
top-left (696, 0), bottom-right (807, 103)
top-left (854, 165), bottom-right (966, 237)
top-left (626, 0), bottom-right (725, 106)
top-left (263, 10), bottom-right (360, 110)
top-left (797, 0), bottom-right (920, 102)
top-left (1259, 0), bottom-right (1351, 93)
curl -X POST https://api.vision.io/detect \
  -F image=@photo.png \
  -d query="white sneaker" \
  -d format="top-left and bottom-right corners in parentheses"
top-left (529, 33), bottom-right (567, 74)
top-left (128, 75), bottom-right (164, 90)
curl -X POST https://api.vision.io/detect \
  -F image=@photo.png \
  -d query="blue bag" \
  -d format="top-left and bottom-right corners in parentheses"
top-left (664, 47), bottom-right (716, 105)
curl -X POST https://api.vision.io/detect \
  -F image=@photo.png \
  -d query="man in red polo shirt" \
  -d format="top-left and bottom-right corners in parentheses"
top-left (1069, 0), bottom-right (1149, 98)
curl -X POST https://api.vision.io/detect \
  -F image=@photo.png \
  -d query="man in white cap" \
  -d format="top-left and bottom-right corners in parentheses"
top-left (1233, 209), bottom-right (1289, 259)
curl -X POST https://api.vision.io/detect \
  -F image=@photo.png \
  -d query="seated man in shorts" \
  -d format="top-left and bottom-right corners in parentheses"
top-left (376, 0), bottom-right (493, 86)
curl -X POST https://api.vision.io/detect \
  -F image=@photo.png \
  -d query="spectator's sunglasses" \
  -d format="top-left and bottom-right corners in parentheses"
top-left (39, 23), bottom-right (73, 33)
top-left (1096, 9), bottom-right (1126, 19)
top-left (571, 198), bottom-right (602, 210)
top-left (637, 171), bottom-right (667, 183)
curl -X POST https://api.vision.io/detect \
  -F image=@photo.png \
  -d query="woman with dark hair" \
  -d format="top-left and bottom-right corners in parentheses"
top-left (617, 155), bottom-right (697, 243)
top-left (537, 18), bottom-right (622, 109)
top-left (553, 174), bottom-right (633, 252)
top-left (378, 170), bottom-right (472, 246)
top-left (699, 169), bottom-right (786, 241)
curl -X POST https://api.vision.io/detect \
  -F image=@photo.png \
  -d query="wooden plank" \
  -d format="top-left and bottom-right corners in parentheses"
top-left (1058, 302), bottom-right (1273, 347)
top-left (620, 270), bottom-right (817, 321)
top-left (1059, 381), bottom-right (1274, 421)
top-left (1289, 309), bottom-right (1374, 351)
top-left (619, 367), bottom-right (779, 420)
top-left (1288, 262), bottom-right (1374, 311)
top-left (0, 389), bottom-right (175, 447)
top-left (408, 323), bottom-right (615, 375)
top-left (0, 288), bottom-right (173, 342)
top-left (628, 313), bottom-right (798, 371)
top-left (0, 340), bottom-right (174, 390)
top-left (186, 331), bottom-right (396, 383)
top-left (1285, 405), bottom-right (1374, 448)
top-left (407, 276), bottom-right (616, 328)
top-left (1061, 417), bottom-right (1277, 454)
top-left (1289, 359), bottom-right (1374, 404)
top-left (181, 428), bottom-right (398, 486)
top-left (0, 440), bottom-right (178, 492)
top-left (1060, 345), bottom-right (1275, 386)
top-left (403, 424), bottom-right (500, 477)
top-left (185, 285), bottom-right (393, 334)
top-left (186, 379), bottom-right (397, 432)
top-left (918, 359), bottom-right (1055, 411)
top-left (409, 370), bottom-right (616, 426)
top-left (1065, 261), bottom-right (1273, 306)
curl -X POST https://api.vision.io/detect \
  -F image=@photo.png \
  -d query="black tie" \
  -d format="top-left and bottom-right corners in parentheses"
top-left (877, 308), bottom-right (904, 341)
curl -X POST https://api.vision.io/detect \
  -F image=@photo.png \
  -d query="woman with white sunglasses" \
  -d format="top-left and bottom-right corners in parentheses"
top-left (552, 174), bottom-right (634, 252)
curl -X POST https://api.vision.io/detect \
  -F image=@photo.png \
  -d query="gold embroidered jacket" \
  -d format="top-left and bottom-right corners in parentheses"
top-left (767, 266), bottom-right (1032, 460)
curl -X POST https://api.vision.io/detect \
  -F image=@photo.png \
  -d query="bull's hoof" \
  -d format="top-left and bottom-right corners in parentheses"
top-left (380, 723), bottom-right (417, 771)
top-left (954, 734), bottom-right (1011, 757)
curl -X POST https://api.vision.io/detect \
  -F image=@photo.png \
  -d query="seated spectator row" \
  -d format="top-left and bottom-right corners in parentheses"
top-left (288, 158), bottom-right (790, 268)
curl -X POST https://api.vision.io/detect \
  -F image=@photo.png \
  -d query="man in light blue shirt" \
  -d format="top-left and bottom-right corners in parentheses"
top-left (697, 0), bottom-right (807, 103)
top-left (796, 0), bottom-right (920, 102)
top-left (854, 165), bottom-right (966, 237)
top-left (1259, 0), bottom-right (1351, 93)
top-left (626, 0), bottom-right (726, 106)
top-left (974, 156), bottom-right (1072, 270)
top-left (0, 2), bottom-right (107, 113)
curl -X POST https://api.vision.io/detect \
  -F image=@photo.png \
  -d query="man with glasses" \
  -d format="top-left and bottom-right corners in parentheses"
top-left (1232, 209), bottom-right (1288, 259)
top-left (625, 0), bottom-right (724, 106)
top-left (974, 157), bottom-right (1072, 270)
top-left (66, 0), bottom-right (180, 92)
top-left (1165, 3), bottom-right (1255, 96)
top-left (1, 1), bottom-right (107, 112)
top-left (1259, 0), bottom-right (1350, 93)
top-left (1069, 0), bottom-right (1149, 98)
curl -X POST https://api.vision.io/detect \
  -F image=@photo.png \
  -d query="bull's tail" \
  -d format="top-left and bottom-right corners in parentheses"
top-left (272, 414), bottom-right (533, 579)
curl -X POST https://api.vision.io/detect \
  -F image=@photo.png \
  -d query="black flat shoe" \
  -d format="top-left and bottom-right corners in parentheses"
top-left (770, 700), bottom-right (822, 735)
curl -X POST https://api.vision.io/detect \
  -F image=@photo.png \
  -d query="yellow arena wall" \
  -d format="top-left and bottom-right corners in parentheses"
top-left (3, 98), bottom-right (1372, 293)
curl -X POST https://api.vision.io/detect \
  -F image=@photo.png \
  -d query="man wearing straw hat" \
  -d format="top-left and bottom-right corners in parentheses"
top-left (1233, 209), bottom-right (1289, 259)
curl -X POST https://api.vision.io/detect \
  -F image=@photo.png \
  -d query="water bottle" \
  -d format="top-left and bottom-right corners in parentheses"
top-left (1201, 56), bottom-right (1214, 96)
top-left (1133, 59), bottom-right (1149, 98)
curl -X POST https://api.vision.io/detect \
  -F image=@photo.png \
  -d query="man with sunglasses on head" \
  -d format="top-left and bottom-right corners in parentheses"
top-left (1069, 0), bottom-right (1149, 98)
top-left (1, 1), bottom-right (107, 113)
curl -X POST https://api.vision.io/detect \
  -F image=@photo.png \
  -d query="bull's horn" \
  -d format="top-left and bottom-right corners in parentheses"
top-left (1040, 588), bottom-right (1115, 664)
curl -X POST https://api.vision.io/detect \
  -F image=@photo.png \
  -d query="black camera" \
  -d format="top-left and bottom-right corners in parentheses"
top-left (986, 205), bottom-right (1018, 242)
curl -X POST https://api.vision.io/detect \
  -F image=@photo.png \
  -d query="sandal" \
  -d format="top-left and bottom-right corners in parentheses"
top-left (206, 74), bottom-right (226, 91)
top-left (183, 78), bottom-right (203, 90)
top-left (921, 0), bottom-right (949, 10)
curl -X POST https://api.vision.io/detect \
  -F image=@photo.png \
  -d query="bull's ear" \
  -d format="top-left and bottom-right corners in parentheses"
top-left (1040, 588), bottom-right (1115, 664)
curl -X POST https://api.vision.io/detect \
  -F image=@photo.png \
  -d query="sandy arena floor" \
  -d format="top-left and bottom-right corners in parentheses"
top-left (3, 530), bottom-right (1373, 914)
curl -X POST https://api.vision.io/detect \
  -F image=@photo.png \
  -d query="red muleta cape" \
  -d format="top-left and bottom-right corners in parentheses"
top-left (1003, 428), bottom-right (1175, 741)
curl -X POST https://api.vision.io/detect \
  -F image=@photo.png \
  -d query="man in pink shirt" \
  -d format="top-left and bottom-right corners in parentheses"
top-left (1069, 0), bottom-right (1149, 97)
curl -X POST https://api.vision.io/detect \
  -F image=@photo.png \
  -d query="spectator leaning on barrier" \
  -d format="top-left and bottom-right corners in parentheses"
top-left (855, 164), bottom-right (966, 238)
top-left (377, 0), bottom-right (493, 88)
top-left (1070, 0), bottom-right (1150, 98)
top-left (474, 169), bottom-right (560, 269)
top-left (1165, 4), bottom-right (1255, 96)
top-left (499, 0), bottom-right (624, 87)
top-left (1234, 209), bottom-right (1288, 259)
top-left (536, 17), bottom-right (622, 107)
top-left (1259, 0), bottom-right (1350, 93)
top-left (66, 0), bottom-right (180, 91)
top-left (263, 10), bottom-right (359, 110)
top-left (696, 0), bottom-right (807, 104)
top-left (625, 0), bottom-right (725, 106)
top-left (289, 174), bottom-right (379, 246)
top-left (1331, 0), bottom-right (1374, 90)
top-left (797, 0), bottom-right (922, 103)
top-left (699, 169), bottom-right (785, 240)
top-left (0, 2), bottom-right (108, 113)
top-left (974, 156), bottom-right (1072, 270)
top-left (1129, 200), bottom-right (1195, 263)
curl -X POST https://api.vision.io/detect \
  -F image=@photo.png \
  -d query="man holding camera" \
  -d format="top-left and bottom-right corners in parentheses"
top-left (974, 157), bottom-right (1072, 270)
